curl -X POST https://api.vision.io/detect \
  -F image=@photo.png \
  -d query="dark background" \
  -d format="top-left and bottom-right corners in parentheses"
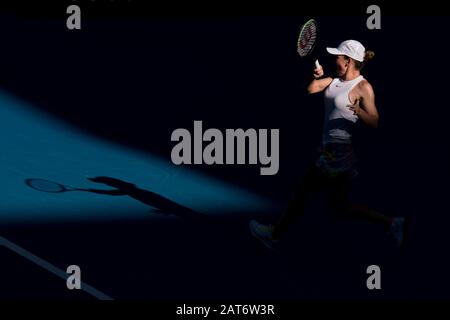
top-left (1, 1), bottom-right (450, 300)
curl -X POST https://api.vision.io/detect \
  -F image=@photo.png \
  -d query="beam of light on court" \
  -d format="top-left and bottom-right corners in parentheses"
top-left (0, 90), bottom-right (278, 224)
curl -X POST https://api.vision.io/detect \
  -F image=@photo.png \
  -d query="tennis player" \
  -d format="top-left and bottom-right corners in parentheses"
top-left (250, 40), bottom-right (408, 249)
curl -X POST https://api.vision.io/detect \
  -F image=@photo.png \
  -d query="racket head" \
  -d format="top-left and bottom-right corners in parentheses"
top-left (297, 19), bottom-right (318, 57)
top-left (25, 178), bottom-right (77, 193)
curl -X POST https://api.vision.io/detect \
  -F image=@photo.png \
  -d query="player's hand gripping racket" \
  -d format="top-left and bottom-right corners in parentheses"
top-left (297, 18), bottom-right (322, 70)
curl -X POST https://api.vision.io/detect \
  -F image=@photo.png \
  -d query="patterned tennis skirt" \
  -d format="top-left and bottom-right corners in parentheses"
top-left (315, 143), bottom-right (358, 178)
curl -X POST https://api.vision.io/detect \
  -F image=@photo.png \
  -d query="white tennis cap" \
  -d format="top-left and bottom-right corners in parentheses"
top-left (326, 40), bottom-right (365, 62)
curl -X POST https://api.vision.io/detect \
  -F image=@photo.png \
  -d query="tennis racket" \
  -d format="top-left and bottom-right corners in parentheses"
top-left (25, 178), bottom-right (89, 193)
top-left (297, 18), bottom-right (322, 69)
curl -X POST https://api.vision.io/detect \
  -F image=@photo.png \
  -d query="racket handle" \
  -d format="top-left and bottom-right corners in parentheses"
top-left (315, 59), bottom-right (321, 69)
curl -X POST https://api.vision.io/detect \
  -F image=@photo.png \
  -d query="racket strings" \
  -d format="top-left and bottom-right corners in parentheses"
top-left (297, 19), bottom-right (318, 57)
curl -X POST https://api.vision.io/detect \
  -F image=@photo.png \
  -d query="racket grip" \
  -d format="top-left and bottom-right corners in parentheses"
top-left (315, 59), bottom-right (321, 69)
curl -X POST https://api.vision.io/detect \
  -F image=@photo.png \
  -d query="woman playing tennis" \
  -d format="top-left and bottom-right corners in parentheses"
top-left (250, 40), bottom-right (408, 249)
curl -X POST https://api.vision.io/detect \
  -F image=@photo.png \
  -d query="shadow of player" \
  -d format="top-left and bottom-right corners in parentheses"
top-left (86, 176), bottom-right (199, 219)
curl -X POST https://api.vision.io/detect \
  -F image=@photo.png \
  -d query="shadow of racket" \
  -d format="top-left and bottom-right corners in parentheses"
top-left (25, 178), bottom-right (89, 193)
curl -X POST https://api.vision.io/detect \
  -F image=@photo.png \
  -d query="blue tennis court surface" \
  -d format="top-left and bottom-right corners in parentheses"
top-left (0, 90), bottom-right (284, 299)
top-left (0, 90), bottom-right (276, 223)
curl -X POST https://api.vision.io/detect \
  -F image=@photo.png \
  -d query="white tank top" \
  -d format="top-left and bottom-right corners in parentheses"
top-left (322, 75), bottom-right (365, 144)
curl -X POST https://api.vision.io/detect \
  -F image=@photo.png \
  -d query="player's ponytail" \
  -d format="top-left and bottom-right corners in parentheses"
top-left (355, 50), bottom-right (375, 70)
top-left (364, 50), bottom-right (375, 62)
